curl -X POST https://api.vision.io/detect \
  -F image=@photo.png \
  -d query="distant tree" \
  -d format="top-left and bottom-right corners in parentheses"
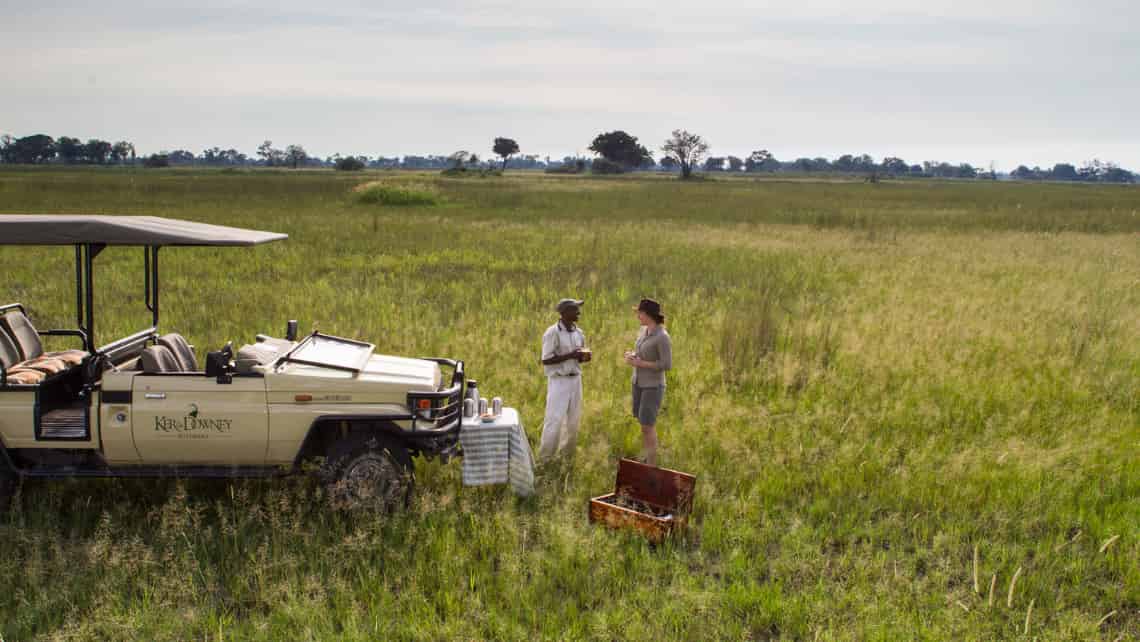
top-left (57, 136), bottom-right (83, 164)
top-left (658, 156), bottom-right (678, 171)
top-left (745, 149), bottom-right (777, 172)
top-left (1102, 166), bottom-right (1134, 183)
top-left (448, 150), bottom-right (472, 169)
top-left (661, 129), bottom-right (709, 179)
top-left (834, 154), bottom-right (856, 172)
top-left (589, 130), bottom-right (652, 169)
top-left (6, 134), bottom-right (56, 164)
top-left (727, 156), bottom-right (744, 172)
top-left (284, 144), bottom-right (307, 169)
top-left (334, 156), bottom-right (366, 171)
top-left (1011, 165), bottom-right (1036, 180)
top-left (143, 153), bottom-right (170, 168)
top-left (882, 157), bottom-right (909, 175)
top-left (957, 163), bottom-right (977, 179)
top-left (703, 157), bottom-right (725, 171)
top-left (404, 155), bottom-right (449, 169)
top-left (168, 150), bottom-right (195, 164)
top-left (792, 158), bottom-right (814, 172)
top-left (257, 140), bottom-right (284, 166)
top-left (1050, 163), bottom-right (1078, 181)
top-left (84, 139), bottom-right (112, 164)
top-left (492, 137), bottom-right (519, 170)
top-left (201, 147), bottom-right (223, 164)
top-left (111, 141), bottom-right (135, 164)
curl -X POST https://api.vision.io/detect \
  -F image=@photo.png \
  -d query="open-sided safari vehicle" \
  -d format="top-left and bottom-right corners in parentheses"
top-left (0, 215), bottom-right (465, 512)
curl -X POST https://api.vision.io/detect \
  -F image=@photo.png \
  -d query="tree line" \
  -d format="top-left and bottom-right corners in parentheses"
top-left (0, 134), bottom-right (136, 165)
top-left (1, 131), bottom-right (1134, 183)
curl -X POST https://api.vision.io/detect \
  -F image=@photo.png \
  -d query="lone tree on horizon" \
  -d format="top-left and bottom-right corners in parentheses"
top-left (662, 129), bottom-right (709, 179)
top-left (589, 130), bottom-right (652, 170)
top-left (493, 137), bottom-right (519, 170)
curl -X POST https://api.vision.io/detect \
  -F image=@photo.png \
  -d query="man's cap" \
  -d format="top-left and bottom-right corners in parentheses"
top-left (556, 298), bottom-right (585, 312)
top-left (633, 298), bottom-right (662, 316)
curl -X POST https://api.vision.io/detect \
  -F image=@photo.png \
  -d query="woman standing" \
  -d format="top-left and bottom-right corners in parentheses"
top-left (624, 298), bottom-right (673, 466)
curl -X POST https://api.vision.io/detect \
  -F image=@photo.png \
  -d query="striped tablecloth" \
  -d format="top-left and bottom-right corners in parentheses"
top-left (459, 407), bottom-right (535, 497)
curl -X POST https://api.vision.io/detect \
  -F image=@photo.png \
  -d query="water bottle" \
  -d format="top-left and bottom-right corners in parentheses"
top-left (466, 380), bottom-right (479, 404)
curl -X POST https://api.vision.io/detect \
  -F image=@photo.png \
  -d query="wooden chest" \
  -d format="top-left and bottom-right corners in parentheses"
top-left (588, 458), bottom-right (696, 544)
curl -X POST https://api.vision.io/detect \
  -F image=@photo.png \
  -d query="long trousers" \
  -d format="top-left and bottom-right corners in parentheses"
top-left (538, 375), bottom-right (583, 461)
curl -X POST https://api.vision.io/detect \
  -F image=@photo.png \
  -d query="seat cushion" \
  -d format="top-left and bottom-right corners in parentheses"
top-left (157, 333), bottom-right (197, 371)
top-left (18, 356), bottom-right (68, 375)
top-left (45, 349), bottom-right (88, 366)
top-left (4, 369), bottom-right (44, 385)
top-left (1, 310), bottom-right (44, 361)
top-left (141, 345), bottom-right (181, 373)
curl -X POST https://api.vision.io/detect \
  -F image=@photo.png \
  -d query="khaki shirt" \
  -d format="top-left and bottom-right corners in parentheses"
top-left (632, 325), bottom-right (672, 387)
top-left (542, 321), bottom-right (585, 377)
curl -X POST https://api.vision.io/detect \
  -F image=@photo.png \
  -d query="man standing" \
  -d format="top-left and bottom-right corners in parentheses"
top-left (538, 298), bottom-right (590, 462)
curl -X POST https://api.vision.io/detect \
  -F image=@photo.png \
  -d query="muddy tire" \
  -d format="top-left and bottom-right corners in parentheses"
top-left (319, 433), bottom-right (414, 512)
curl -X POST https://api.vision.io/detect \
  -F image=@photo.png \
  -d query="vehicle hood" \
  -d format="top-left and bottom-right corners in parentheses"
top-left (265, 354), bottom-right (441, 403)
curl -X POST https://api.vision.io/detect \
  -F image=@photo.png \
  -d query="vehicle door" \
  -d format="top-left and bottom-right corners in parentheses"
top-left (131, 374), bottom-right (268, 465)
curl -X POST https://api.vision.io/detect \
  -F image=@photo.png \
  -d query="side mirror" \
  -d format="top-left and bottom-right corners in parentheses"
top-left (286, 320), bottom-right (298, 342)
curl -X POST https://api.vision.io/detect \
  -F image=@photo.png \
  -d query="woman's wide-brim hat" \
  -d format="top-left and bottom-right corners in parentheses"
top-left (633, 298), bottom-right (662, 316)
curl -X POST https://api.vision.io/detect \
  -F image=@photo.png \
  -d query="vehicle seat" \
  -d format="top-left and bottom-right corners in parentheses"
top-left (140, 345), bottom-right (181, 374)
top-left (157, 333), bottom-right (198, 371)
top-left (234, 342), bottom-right (283, 374)
top-left (0, 309), bottom-right (88, 366)
top-left (0, 328), bottom-right (21, 369)
top-left (0, 325), bottom-right (48, 384)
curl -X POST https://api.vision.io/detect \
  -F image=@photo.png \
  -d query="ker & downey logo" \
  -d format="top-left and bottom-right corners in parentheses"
top-left (155, 403), bottom-right (233, 434)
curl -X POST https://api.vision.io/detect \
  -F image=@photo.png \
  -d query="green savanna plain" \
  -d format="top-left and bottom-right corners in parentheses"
top-left (0, 167), bottom-right (1137, 640)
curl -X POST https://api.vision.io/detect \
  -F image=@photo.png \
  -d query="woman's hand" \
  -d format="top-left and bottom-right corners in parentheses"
top-left (624, 351), bottom-right (648, 368)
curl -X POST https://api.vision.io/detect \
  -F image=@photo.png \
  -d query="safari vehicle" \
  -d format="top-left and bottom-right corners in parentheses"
top-left (0, 215), bottom-right (465, 512)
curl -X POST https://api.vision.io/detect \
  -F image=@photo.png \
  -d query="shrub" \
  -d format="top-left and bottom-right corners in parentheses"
top-left (352, 181), bottom-right (441, 206)
top-left (143, 153), bottom-right (170, 168)
top-left (335, 157), bottom-right (366, 171)
top-left (545, 163), bottom-right (582, 174)
top-left (590, 158), bottom-right (625, 175)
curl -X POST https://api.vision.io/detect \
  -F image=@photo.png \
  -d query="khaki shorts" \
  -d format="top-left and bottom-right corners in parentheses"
top-left (632, 384), bottom-right (666, 425)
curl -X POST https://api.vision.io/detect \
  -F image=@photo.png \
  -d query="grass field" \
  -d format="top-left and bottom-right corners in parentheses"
top-left (0, 167), bottom-right (1137, 640)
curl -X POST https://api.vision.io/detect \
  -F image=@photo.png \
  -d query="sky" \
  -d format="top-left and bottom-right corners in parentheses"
top-left (2, 1), bottom-right (1138, 170)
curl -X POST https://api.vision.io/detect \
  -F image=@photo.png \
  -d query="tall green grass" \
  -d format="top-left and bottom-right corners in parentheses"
top-left (0, 168), bottom-right (1136, 640)
top-left (352, 180), bottom-right (442, 206)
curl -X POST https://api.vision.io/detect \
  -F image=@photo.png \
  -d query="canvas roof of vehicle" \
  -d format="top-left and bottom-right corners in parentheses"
top-left (0, 215), bottom-right (287, 246)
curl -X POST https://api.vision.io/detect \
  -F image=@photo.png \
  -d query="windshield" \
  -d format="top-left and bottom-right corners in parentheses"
top-left (280, 333), bottom-right (375, 373)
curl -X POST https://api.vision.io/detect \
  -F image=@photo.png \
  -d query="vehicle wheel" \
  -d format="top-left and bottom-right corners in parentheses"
top-left (319, 433), bottom-right (414, 512)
